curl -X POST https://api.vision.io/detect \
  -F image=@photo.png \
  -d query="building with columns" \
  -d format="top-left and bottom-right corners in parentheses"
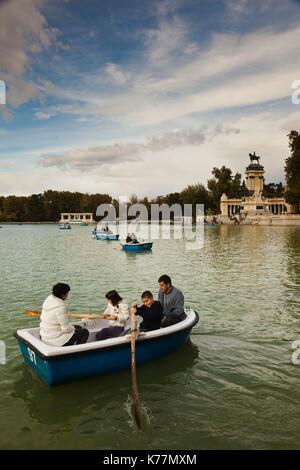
top-left (59, 213), bottom-right (95, 224)
top-left (220, 154), bottom-right (294, 221)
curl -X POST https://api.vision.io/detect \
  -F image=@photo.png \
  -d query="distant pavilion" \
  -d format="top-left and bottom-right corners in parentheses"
top-left (59, 213), bottom-right (95, 224)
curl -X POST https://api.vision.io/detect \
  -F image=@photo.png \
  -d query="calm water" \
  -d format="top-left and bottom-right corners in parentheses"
top-left (0, 224), bottom-right (300, 450)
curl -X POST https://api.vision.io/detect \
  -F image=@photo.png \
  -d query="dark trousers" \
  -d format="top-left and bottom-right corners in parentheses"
top-left (161, 312), bottom-right (186, 328)
top-left (63, 325), bottom-right (89, 346)
top-left (140, 322), bottom-right (161, 332)
top-left (96, 326), bottom-right (124, 341)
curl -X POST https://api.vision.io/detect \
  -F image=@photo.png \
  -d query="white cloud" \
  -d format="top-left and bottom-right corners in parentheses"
top-left (0, 161), bottom-right (14, 170)
top-left (0, 0), bottom-right (56, 110)
top-left (1, 107), bottom-right (297, 197)
top-left (104, 63), bottom-right (129, 85)
top-left (225, 0), bottom-right (293, 20)
top-left (48, 20), bottom-right (300, 129)
top-left (39, 125), bottom-right (240, 171)
top-left (34, 111), bottom-right (55, 120)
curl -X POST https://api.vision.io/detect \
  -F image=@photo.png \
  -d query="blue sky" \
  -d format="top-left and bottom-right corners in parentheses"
top-left (1, 0), bottom-right (300, 196)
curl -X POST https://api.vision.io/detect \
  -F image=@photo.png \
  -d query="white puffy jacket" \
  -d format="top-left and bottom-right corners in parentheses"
top-left (40, 295), bottom-right (75, 347)
top-left (104, 300), bottom-right (129, 328)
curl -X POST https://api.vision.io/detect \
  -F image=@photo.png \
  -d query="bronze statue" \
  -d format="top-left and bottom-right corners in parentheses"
top-left (249, 151), bottom-right (260, 164)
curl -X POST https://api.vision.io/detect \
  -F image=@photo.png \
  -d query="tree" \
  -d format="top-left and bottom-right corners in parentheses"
top-left (3, 196), bottom-right (27, 221)
top-left (207, 166), bottom-right (244, 213)
top-left (285, 130), bottom-right (300, 211)
top-left (25, 194), bottom-right (44, 222)
top-left (263, 182), bottom-right (284, 198)
top-left (180, 184), bottom-right (211, 216)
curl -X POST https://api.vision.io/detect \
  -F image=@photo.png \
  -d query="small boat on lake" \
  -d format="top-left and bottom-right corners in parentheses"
top-left (58, 223), bottom-right (71, 230)
top-left (121, 241), bottom-right (153, 252)
top-left (14, 309), bottom-right (199, 385)
top-left (93, 224), bottom-right (119, 240)
top-left (95, 231), bottom-right (119, 240)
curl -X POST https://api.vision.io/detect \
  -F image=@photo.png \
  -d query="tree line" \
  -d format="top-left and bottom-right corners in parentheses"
top-left (0, 131), bottom-right (299, 222)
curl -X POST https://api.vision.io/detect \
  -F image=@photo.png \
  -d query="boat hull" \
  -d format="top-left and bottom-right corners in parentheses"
top-left (122, 242), bottom-right (153, 251)
top-left (95, 233), bottom-right (119, 240)
top-left (15, 311), bottom-right (198, 386)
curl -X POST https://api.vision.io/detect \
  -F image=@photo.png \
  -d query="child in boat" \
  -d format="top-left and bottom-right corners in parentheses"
top-left (131, 291), bottom-right (163, 332)
top-left (95, 290), bottom-right (129, 341)
top-left (40, 283), bottom-right (89, 347)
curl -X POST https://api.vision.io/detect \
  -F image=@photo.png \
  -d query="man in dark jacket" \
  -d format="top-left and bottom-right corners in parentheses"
top-left (158, 275), bottom-right (185, 327)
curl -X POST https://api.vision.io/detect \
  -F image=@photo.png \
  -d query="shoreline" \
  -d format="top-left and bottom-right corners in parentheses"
top-left (0, 222), bottom-right (95, 225)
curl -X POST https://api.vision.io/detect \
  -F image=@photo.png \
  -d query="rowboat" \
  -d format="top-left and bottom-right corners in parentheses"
top-left (14, 309), bottom-right (199, 386)
top-left (95, 232), bottom-right (119, 240)
top-left (58, 224), bottom-right (71, 230)
top-left (121, 241), bottom-right (153, 251)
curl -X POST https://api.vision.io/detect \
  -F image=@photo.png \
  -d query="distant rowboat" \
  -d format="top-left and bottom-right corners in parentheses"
top-left (121, 241), bottom-right (153, 252)
top-left (95, 231), bottom-right (119, 240)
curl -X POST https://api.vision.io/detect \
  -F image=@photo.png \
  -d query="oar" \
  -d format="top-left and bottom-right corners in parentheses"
top-left (113, 245), bottom-right (122, 250)
top-left (130, 307), bottom-right (142, 430)
top-left (25, 310), bottom-right (108, 320)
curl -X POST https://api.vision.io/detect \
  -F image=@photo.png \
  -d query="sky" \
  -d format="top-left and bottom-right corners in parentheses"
top-left (1, 0), bottom-right (300, 197)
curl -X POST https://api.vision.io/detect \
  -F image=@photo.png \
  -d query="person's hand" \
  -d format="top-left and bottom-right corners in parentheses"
top-left (103, 314), bottom-right (117, 321)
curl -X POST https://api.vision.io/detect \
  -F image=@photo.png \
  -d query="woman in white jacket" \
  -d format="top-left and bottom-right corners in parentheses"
top-left (96, 290), bottom-right (129, 341)
top-left (40, 283), bottom-right (89, 347)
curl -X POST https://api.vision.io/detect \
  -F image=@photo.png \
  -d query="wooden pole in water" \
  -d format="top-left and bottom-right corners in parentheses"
top-left (130, 307), bottom-right (142, 430)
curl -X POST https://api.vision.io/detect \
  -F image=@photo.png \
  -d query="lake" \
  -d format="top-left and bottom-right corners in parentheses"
top-left (0, 224), bottom-right (300, 449)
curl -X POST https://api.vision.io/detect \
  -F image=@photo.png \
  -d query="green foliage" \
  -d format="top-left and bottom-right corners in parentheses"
top-left (207, 166), bottom-right (247, 213)
top-left (285, 130), bottom-right (300, 210)
top-left (0, 191), bottom-right (112, 222)
top-left (262, 182), bottom-right (284, 198)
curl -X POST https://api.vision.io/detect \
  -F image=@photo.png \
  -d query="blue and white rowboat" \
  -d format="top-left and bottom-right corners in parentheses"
top-left (14, 309), bottom-right (199, 386)
top-left (121, 242), bottom-right (153, 252)
top-left (95, 232), bottom-right (119, 240)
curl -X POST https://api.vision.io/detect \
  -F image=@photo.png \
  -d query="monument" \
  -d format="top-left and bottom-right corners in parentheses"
top-left (219, 153), bottom-right (295, 224)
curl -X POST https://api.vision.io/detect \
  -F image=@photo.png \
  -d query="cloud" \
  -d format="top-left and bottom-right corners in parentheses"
top-left (143, 16), bottom-right (191, 66)
top-left (104, 63), bottom-right (129, 85)
top-left (0, 161), bottom-right (14, 170)
top-left (47, 18), bottom-right (300, 129)
top-left (34, 111), bottom-right (55, 120)
top-left (39, 125), bottom-right (240, 171)
top-left (225, 0), bottom-right (294, 20)
top-left (0, 0), bottom-right (56, 110)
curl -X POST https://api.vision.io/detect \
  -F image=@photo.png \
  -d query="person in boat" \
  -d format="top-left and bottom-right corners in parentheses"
top-left (40, 283), bottom-right (89, 347)
top-left (95, 290), bottom-right (129, 341)
top-left (158, 275), bottom-right (186, 327)
top-left (131, 291), bottom-right (163, 332)
top-left (126, 232), bottom-right (139, 243)
top-left (103, 224), bottom-right (112, 233)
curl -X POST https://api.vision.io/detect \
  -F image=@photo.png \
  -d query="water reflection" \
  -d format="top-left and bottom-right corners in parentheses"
top-left (123, 250), bottom-right (153, 260)
top-left (11, 341), bottom-right (199, 426)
